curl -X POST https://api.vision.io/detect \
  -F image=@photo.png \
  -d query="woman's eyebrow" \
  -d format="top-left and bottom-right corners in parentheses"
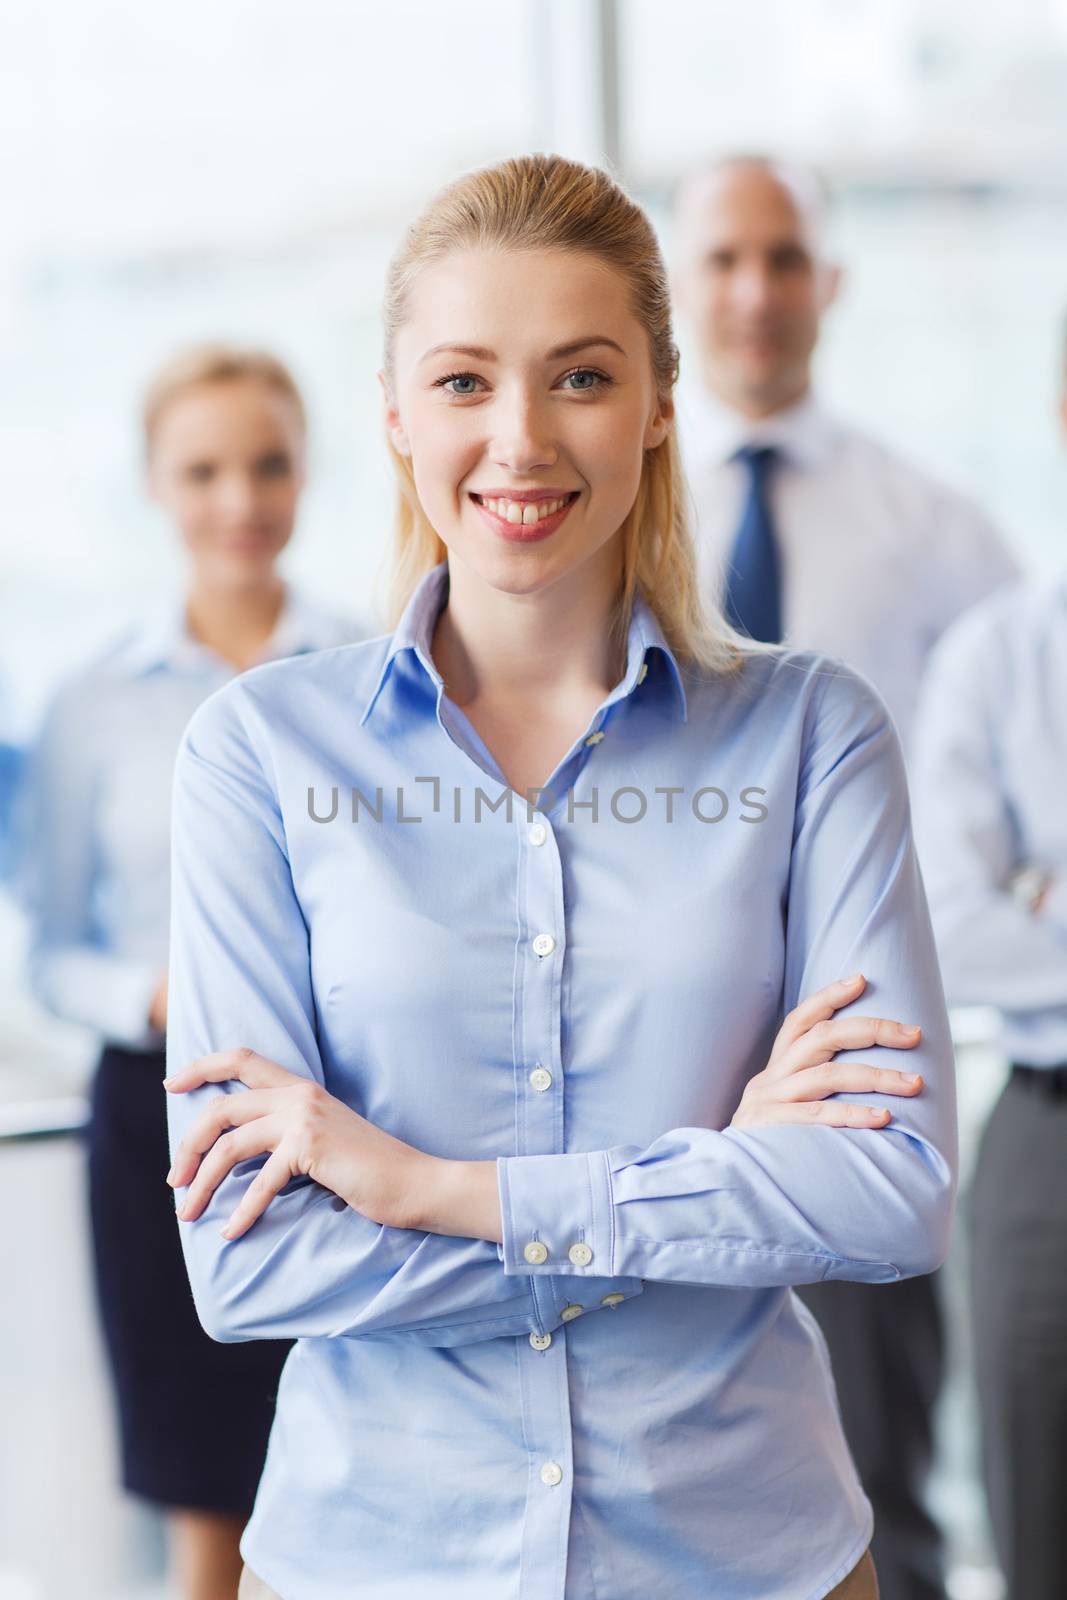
top-left (418, 336), bottom-right (628, 365)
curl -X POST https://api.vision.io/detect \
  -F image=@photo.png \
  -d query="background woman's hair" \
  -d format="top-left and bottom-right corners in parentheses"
top-left (381, 151), bottom-right (759, 674)
top-left (141, 341), bottom-right (307, 457)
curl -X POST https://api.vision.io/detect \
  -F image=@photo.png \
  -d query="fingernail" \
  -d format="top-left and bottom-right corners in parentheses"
top-left (162, 1077), bottom-right (174, 1088)
top-left (905, 1073), bottom-right (922, 1084)
top-left (902, 1024), bottom-right (921, 1036)
top-left (165, 1170), bottom-right (175, 1186)
top-left (177, 1203), bottom-right (189, 1220)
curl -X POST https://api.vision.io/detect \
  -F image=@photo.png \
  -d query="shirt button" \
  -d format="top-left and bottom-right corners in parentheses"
top-left (540, 1461), bottom-right (564, 1487)
top-left (528, 822), bottom-right (548, 847)
top-left (529, 1066), bottom-right (553, 1092)
top-left (523, 1240), bottom-right (549, 1265)
top-left (638, 661), bottom-right (649, 685)
top-left (601, 1292), bottom-right (625, 1308)
top-left (531, 933), bottom-right (556, 958)
top-left (568, 1242), bottom-right (594, 1267)
top-left (529, 1331), bottom-right (552, 1350)
top-left (560, 1304), bottom-right (584, 1322)
top-left (585, 730), bottom-right (605, 746)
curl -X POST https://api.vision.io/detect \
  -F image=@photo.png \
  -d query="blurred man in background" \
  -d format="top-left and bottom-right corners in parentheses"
top-left (672, 155), bottom-right (1020, 1600)
top-left (673, 154), bottom-right (1018, 754)
top-left (911, 348), bottom-right (1067, 1597)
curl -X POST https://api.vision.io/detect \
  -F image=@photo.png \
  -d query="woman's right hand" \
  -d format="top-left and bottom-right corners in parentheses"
top-left (730, 972), bottom-right (924, 1130)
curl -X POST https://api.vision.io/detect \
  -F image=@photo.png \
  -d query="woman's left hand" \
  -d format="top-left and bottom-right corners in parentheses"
top-left (165, 1049), bottom-right (431, 1240)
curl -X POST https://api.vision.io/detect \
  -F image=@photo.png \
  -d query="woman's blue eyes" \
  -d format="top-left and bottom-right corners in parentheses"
top-left (435, 367), bottom-right (609, 396)
top-left (563, 369), bottom-right (600, 390)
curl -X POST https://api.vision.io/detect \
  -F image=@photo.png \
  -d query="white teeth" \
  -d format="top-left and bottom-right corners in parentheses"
top-left (478, 494), bottom-right (573, 521)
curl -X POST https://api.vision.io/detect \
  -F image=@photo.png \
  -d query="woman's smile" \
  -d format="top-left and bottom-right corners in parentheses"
top-left (468, 487), bottom-right (581, 543)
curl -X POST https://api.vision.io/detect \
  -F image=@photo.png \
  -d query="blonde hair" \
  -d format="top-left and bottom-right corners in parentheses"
top-left (381, 152), bottom-right (755, 674)
top-left (142, 341), bottom-right (307, 457)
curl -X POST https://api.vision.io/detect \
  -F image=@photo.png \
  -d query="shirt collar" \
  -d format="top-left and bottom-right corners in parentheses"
top-left (682, 384), bottom-right (840, 475)
top-left (120, 581), bottom-right (332, 677)
top-left (359, 559), bottom-right (688, 728)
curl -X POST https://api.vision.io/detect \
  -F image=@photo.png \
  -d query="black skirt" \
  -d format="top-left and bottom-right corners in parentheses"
top-left (86, 1043), bottom-right (292, 1512)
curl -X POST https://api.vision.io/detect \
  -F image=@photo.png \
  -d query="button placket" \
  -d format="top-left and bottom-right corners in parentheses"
top-left (517, 803), bottom-right (564, 1148)
top-left (512, 789), bottom-right (573, 1589)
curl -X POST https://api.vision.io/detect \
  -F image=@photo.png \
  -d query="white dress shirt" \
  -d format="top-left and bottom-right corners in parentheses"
top-left (17, 584), bottom-right (361, 1050)
top-left (681, 388), bottom-right (1020, 754)
top-left (911, 577), bottom-right (1067, 1066)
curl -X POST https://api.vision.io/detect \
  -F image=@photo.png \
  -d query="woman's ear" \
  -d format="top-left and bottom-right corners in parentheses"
top-left (379, 370), bottom-right (411, 456)
top-left (644, 391), bottom-right (675, 451)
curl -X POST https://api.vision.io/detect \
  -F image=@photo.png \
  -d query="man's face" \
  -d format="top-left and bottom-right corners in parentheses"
top-left (675, 164), bottom-right (841, 417)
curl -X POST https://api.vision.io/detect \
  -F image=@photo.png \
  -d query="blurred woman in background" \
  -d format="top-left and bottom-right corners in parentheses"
top-left (18, 344), bottom-right (362, 1600)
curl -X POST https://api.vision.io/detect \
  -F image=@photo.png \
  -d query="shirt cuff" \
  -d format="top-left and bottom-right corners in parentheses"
top-left (497, 1149), bottom-right (614, 1277)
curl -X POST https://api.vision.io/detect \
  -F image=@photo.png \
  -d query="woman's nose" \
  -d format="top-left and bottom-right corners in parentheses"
top-left (215, 471), bottom-right (260, 519)
top-left (488, 393), bottom-right (558, 473)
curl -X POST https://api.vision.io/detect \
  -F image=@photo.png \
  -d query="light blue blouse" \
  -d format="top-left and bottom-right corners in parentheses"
top-left (17, 586), bottom-right (360, 1047)
top-left (166, 559), bottom-right (957, 1600)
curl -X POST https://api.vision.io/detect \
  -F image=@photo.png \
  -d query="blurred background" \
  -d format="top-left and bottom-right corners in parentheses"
top-left (2, 1), bottom-right (1065, 1595)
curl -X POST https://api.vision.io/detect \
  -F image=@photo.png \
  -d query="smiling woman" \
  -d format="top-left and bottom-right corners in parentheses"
top-left (163, 154), bottom-right (954, 1600)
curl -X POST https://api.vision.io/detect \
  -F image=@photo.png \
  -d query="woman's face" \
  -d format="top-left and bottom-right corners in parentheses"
top-left (148, 378), bottom-right (305, 587)
top-left (385, 247), bottom-right (673, 598)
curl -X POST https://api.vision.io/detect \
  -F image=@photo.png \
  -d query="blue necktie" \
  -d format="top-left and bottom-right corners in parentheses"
top-left (722, 445), bottom-right (782, 644)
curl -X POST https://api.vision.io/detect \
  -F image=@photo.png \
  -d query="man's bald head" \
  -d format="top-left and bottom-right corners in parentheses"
top-left (674, 156), bottom-right (832, 264)
top-left (672, 155), bottom-right (842, 419)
